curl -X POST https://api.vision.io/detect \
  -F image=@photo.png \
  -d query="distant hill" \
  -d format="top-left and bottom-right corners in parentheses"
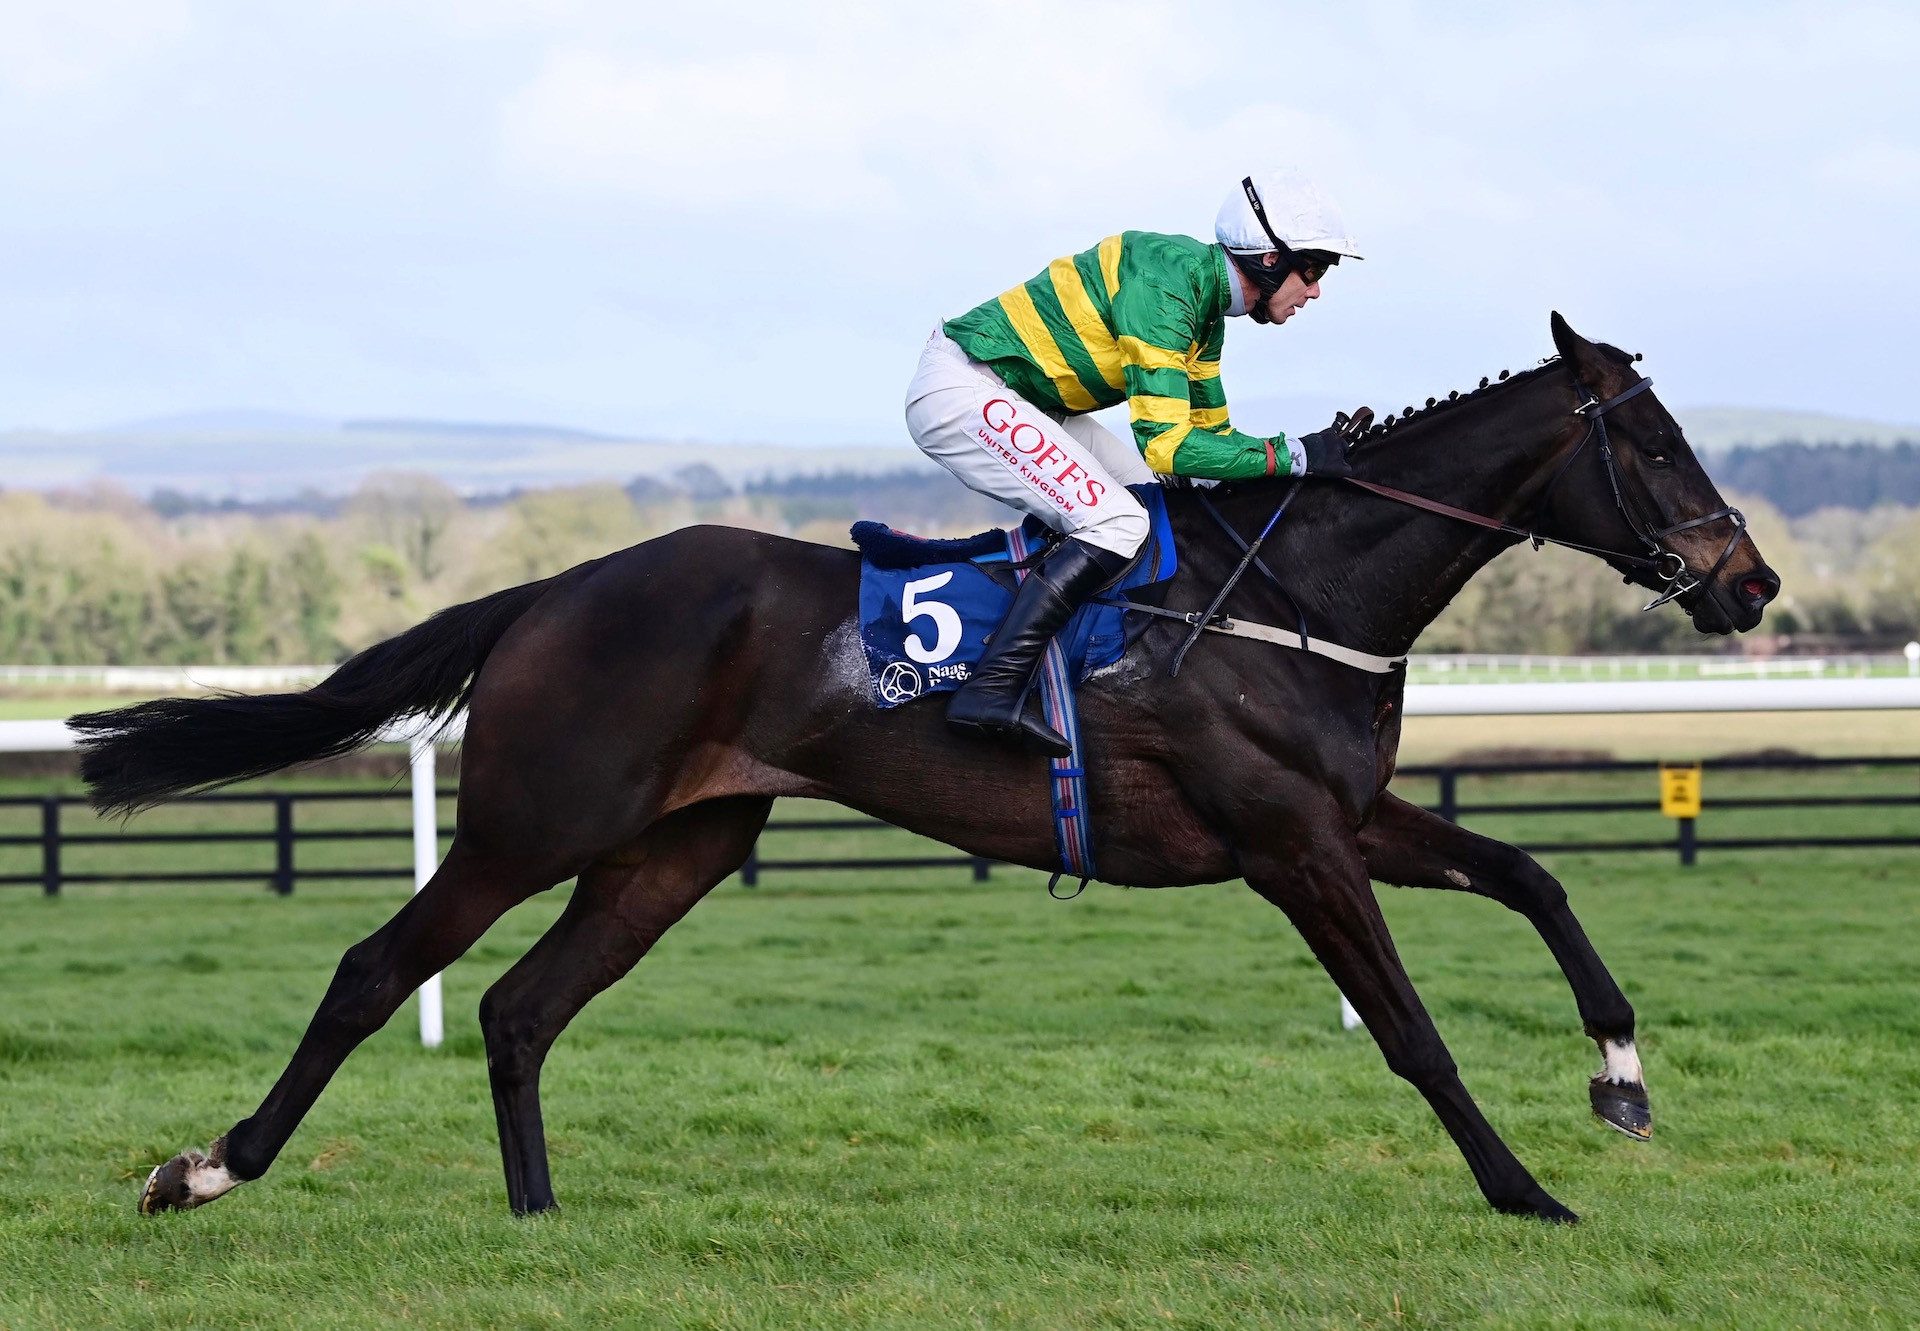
top-left (101, 409), bottom-right (342, 434)
top-left (1680, 407), bottom-right (1920, 450)
top-left (339, 418), bottom-right (624, 441)
top-left (1217, 401), bottom-right (1920, 452)
top-left (0, 419), bottom-right (932, 498)
top-left (1, 403), bottom-right (1914, 502)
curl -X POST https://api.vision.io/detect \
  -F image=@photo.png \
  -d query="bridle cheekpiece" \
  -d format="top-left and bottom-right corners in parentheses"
top-left (1543, 376), bottom-right (1747, 610)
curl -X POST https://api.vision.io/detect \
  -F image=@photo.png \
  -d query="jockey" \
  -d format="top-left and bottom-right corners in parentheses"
top-left (904, 168), bottom-right (1365, 756)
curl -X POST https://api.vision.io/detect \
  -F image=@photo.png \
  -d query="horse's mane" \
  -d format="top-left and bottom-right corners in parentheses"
top-left (1356, 341), bottom-right (1641, 446)
top-left (1357, 357), bottom-right (1564, 445)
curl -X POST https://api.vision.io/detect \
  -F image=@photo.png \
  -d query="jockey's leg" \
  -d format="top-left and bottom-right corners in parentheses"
top-left (1055, 410), bottom-right (1157, 489)
top-left (945, 535), bottom-right (1134, 755)
top-left (905, 330), bottom-right (1148, 754)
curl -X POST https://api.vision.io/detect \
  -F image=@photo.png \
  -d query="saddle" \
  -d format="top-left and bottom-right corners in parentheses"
top-left (852, 485), bottom-right (1177, 708)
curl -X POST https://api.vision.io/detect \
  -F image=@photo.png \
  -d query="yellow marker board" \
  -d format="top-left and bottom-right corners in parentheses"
top-left (1659, 763), bottom-right (1702, 819)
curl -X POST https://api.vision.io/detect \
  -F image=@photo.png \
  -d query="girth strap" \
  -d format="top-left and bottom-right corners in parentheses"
top-left (1100, 596), bottom-right (1405, 674)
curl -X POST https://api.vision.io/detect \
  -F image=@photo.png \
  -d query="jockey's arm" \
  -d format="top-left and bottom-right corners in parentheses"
top-left (1113, 285), bottom-right (1303, 482)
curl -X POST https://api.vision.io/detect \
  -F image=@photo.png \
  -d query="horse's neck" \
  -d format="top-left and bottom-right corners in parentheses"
top-left (1199, 372), bottom-right (1578, 658)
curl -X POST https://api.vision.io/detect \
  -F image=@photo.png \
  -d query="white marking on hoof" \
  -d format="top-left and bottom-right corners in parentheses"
top-left (1443, 868), bottom-right (1471, 888)
top-left (140, 1143), bottom-right (244, 1214)
top-left (1600, 1037), bottom-right (1644, 1087)
top-left (183, 1158), bottom-right (241, 1205)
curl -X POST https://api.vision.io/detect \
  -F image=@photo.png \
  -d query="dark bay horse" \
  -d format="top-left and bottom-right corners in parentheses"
top-left (83, 314), bottom-right (1778, 1225)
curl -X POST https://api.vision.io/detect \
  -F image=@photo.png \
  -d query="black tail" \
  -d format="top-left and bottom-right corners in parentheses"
top-left (73, 577), bottom-right (554, 814)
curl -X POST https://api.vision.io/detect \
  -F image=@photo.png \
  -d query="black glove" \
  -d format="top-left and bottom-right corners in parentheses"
top-left (1294, 407), bottom-right (1374, 478)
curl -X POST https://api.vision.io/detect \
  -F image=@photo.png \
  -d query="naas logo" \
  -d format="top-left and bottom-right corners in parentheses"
top-left (877, 660), bottom-right (924, 704)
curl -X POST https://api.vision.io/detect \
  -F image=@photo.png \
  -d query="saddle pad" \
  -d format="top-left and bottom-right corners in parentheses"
top-left (857, 485), bottom-right (1175, 708)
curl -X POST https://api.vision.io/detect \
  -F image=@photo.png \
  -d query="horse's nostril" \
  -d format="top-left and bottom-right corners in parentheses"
top-left (1739, 575), bottom-right (1777, 603)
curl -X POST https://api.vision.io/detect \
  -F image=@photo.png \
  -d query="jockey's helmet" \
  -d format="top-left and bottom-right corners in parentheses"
top-left (1215, 169), bottom-right (1363, 300)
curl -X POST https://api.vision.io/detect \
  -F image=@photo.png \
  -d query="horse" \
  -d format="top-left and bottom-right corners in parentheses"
top-left (80, 313), bottom-right (1778, 1225)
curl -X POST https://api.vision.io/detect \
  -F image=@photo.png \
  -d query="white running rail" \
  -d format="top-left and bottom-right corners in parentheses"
top-left (7, 677), bottom-right (1919, 1044)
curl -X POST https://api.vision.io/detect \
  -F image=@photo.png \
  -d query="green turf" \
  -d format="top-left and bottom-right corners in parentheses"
top-left (2, 807), bottom-right (1917, 1329)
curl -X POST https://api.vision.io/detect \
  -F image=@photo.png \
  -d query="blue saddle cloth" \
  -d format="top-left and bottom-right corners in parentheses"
top-left (854, 485), bottom-right (1177, 708)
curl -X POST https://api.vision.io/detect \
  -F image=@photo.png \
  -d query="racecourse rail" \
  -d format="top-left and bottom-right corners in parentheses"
top-left (6, 676), bottom-right (1920, 894)
top-left (8, 676), bottom-right (1920, 1047)
top-left (5, 754), bottom-right (1916, 900)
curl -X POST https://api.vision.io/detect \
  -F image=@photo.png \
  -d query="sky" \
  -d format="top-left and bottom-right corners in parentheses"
top-left (1, 0), bottom-right (1915, 446)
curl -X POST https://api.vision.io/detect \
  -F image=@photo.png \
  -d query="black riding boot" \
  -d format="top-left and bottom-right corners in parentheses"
top-left (946, 537), bottom-right (1135, 757)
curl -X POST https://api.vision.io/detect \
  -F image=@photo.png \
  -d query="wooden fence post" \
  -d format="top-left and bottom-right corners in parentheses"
top-left (40, 797), bottom-right (60, 897)
top-left (272, 796), bottom-right (295, 895)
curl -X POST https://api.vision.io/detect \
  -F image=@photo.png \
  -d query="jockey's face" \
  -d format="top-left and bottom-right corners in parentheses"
top-left (1260, 265), bottom-right (1320, 325)
top-left (1240, 252), bottom-right (1322, 326)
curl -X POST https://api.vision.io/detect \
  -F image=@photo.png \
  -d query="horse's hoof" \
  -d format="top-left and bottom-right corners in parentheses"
top-left (138, 1138), bottom-right (242, 1215)
top-left (1497, 1187), bottom-right (1580, 1225)
top-left (1590, 1076), bottom-right (1653, 1141)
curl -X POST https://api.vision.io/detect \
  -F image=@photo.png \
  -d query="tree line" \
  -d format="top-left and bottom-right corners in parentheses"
top-left (1710, 441), bottom-right (1920, 516)
top-left (1, 457), bottom-right (1916, 666)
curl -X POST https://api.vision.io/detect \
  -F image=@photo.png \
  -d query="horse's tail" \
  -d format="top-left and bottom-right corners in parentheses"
top-left (73, 577), bottom-right (555, 815)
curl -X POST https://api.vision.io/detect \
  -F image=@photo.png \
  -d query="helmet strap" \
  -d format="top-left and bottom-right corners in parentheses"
top-left (1241, 176), bottom-right (1294, 255)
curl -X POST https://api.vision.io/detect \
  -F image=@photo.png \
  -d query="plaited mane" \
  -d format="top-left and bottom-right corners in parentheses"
top-left (1358, 344), bottom-right (1643, 446)
top-left (1357, 358), bottom-right (1563, 445)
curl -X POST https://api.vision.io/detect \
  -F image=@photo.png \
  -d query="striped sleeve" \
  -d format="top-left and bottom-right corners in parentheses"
top-left (1110, 281), bottom-right (1294, 482)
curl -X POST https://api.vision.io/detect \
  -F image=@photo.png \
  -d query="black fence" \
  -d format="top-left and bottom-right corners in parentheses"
top-left (1401, 754), bottom-right (1920, 866)
top-left (0, 790), bottom-right (422, 896)
top-left (3, 754), bottom-right (1917, 895)
top-left (739, 813), bottom-right (992, 886)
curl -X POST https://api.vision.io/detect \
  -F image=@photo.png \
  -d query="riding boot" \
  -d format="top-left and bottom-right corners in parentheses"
top-left (946, 536), bottom-right (1136, 757)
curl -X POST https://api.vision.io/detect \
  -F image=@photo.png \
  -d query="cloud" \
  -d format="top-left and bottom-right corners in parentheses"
top-left (501, 48), bottom-right (898, 212)
top-left (496, 0), bottom-right (1217, 220)
top-left (0, 0), bottom-right (190, 97)
top-left (1820, 142), bottom-right (1920, 199)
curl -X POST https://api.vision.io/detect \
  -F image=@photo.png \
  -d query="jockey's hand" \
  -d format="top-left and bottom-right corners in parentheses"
top-left (1296, 407), bottom-right (1374, 479)
top-left (1296, 428), bottom-right (1353, 478)
top-left (1332, 406), bottom-right (1375, 443)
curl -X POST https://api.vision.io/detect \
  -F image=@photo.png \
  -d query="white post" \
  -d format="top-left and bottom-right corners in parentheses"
top-left (1338, 991), bottom-right (1362, 1030)
top-left (410, 733), bottom-right (444, 1049)
top-left (1905, 642), bottom-right (1919, 678)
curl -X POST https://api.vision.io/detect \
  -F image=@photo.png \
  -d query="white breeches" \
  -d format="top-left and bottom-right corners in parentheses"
top-left (904, 328), bottom-right (1155, 558)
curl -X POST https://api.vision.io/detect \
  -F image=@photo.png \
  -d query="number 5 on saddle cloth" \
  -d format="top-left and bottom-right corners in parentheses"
top-left (853, 485), bottom-right (1179, 886)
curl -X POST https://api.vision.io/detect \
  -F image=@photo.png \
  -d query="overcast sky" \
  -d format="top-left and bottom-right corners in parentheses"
top-left (2, 0), bottom-right (1914, 444)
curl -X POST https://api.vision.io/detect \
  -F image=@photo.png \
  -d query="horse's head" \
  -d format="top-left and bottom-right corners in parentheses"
top-left (1537, 313), bottom-right (1779, 634)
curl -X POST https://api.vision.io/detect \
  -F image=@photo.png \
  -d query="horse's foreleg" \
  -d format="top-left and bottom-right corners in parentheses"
top-left (1244, 829), bottom-right (1578, 1224)
top-left (1358, 792), bottom-right (1648, 1139)
top-left (480, 797), bottom-right (773, 1215)
top-left (139, 840), bottom-right (562, 1215)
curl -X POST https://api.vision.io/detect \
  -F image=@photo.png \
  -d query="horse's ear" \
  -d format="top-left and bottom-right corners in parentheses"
top-left (1549, 310), bottom-right (1585, 361)
top-left (1549, 311), bottom-right (1627, 393)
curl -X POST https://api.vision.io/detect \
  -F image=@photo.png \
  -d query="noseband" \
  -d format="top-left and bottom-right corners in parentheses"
top-left (1346, 375), bottom-right (1747, 612)
top-left (1531, 376), bottom-right (1747, 610)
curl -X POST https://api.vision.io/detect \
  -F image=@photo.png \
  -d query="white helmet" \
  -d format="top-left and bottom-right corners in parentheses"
top-left (1215, 168), bottom-right (1363, 261)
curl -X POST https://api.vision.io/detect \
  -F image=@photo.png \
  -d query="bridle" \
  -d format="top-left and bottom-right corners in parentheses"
top-left (1343, 374), bottom-right (1748, 612)
top-left (1138, 370), bottom-right (1750, 677)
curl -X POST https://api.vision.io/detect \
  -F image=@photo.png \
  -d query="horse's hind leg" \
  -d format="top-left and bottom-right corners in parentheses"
top-left (480, 796), bottom-right (773, 1215)
top-left (1358, 792), bottom-right (1649, 1139)
top-left (139, 839), bottom-right (565, 1215)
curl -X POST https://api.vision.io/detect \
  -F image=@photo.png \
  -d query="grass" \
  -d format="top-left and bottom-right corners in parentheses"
top-left (0, 694), bottom-right (127, 722)
top-left (1, 812), bottom-right (1917, 1328)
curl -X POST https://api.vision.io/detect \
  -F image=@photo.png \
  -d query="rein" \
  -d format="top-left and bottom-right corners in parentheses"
top-left (1343, 376), bottom-right (1747, 612)
top-left (1139, 373), bottom-right (1747, 678)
